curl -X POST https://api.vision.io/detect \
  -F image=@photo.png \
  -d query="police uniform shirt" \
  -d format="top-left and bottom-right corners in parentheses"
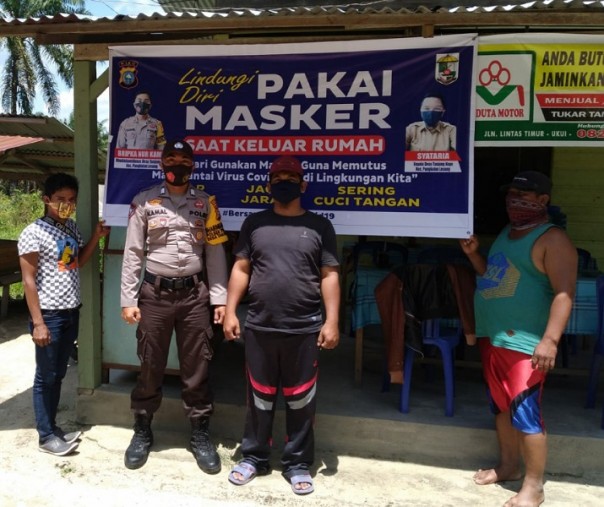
top-left (405, 121), bottom-right (457, 151)
top-left (116, 115), bottom-right (166, 149)
top-left (18, 218), bottom-right (84, 310)
top-left (120, 184), bottom-right (228, 308)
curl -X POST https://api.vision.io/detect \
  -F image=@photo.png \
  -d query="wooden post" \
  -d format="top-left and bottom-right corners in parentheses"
top-left (73, 60), bottom-right (103, 390)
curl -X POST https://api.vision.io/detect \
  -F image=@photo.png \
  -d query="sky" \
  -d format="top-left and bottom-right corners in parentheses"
top-left (86, 0), bottom-right (163, 17)
top-left (31, 0), bottom-right (165, 124)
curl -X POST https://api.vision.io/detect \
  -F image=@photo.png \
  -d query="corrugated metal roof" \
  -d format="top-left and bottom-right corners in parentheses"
top-left (0, 0), bottom-right (602, 26)
top-left (0, 135), bottom-right (44, 153)
top-left (156, 0), bottom-right (604, 15)
top-left (0, 1), bottom-right (601, 48)
top-left (0, 115), bottom-right (106, 182)
top-left (0, 115), bottom-right (72, 140)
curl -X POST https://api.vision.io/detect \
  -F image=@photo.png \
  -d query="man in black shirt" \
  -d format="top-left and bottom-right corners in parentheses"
top-left (223, 156), bottom-right (340, 495)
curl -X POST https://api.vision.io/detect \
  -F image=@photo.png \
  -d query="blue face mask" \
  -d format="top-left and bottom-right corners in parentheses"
top-left (421, 110), bottom-right (444, 128)
top-left (134, 101), bottom-right (151, 115)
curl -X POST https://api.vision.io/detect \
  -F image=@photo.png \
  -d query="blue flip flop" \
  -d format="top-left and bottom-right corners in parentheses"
top-left (285, 471), bottom-right (314, 495)
top-left (228, 461), bottom-right (269, 486)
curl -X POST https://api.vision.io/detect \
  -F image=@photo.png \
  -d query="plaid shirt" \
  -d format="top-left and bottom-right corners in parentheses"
top-left (18, 218), bottom-right (84, 310)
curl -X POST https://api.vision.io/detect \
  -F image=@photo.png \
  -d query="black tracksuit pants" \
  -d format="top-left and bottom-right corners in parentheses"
top-left (240, 328), bottom-right (319, 473)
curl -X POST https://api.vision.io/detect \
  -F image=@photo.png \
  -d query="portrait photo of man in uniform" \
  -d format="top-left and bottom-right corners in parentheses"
top-left (405, 92), bottom-right (457, 152)
top-left (116, 91), bottom-right (167, 150)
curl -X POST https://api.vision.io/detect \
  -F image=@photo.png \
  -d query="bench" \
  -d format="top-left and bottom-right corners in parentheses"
top-left (0, 271), bottom-right (22, 318)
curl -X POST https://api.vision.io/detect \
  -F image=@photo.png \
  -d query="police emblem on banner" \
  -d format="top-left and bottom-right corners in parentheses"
top-left (435, 53), bottom-right (459, 85)
top-left (119, 60), bottom-right (139, 89)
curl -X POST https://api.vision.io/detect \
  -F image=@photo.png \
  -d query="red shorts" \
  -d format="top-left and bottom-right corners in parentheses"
top-left (479, 339), bottom-right (546, 434)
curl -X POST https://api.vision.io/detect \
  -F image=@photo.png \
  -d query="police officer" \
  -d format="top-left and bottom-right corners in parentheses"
top-left (120, 139), bottom-right (228, 473)
top-left (116, 91), bottom-right (166, 150)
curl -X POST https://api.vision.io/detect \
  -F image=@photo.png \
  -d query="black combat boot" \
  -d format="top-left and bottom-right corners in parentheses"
top-left (124, 413), bottom-right (153, 470)
top-left (189, 417), bottom-right (221, 474)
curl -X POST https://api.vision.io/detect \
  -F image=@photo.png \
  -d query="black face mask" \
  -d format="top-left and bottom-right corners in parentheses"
top-left (163, 164), bottom-right (192, 186)
top-left (270, 180), bottom-right (302, 204)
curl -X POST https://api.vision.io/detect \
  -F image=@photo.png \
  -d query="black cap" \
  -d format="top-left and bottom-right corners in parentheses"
top-left (502, 171), bottom-right (552, 195)
top-left (161, 139), bottom-right (194, 159)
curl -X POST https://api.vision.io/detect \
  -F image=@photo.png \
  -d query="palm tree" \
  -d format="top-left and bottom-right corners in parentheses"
top-left (0, 0), bottom-right (88, 115)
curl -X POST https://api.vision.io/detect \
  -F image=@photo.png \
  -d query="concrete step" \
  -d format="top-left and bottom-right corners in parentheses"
top-left (78, 336), bottom-right (604, 476)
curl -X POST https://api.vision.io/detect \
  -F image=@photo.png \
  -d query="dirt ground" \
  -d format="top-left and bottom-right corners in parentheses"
top-left (1, 303), bottom-right (603, 507)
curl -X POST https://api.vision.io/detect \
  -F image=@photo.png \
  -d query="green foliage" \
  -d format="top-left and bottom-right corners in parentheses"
top-left (0, 188), bottom-right (43, 240)
top-left (0, 189), bottom-right (42, 299)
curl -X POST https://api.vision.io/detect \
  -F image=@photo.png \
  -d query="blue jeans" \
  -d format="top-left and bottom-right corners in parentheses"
top-left (31, 308), bottom-right (79, 443)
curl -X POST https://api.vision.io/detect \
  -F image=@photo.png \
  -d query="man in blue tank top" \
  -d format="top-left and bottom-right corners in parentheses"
top-left (460, 171), bottom-right (577, 507)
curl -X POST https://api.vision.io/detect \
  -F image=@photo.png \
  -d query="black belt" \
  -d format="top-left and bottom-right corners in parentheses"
top-left (41, 305), bottom-right (82, 314)
top-left (144, 271), bottom-right (203, 290)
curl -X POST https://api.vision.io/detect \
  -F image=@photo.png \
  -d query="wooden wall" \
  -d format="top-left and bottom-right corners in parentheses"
top-left (552, 148), bottom-right (604, 268)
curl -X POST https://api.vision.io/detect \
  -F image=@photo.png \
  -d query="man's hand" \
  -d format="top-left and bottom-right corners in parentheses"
top-left (95, 220), bottom-right (111, 240)
top-left (458, 235), bottom-right (487, 276)
top-left (459, 235), bottom-right (479, 255)
top-left (32, 323), bottom-right (51, 347)
top-left (317, 321), bottom-right (340, 350)
top-left (223, 313), bottom-right (241, 341)
top-left (213, 305), bottom-right (226, 325)
top-left (532, 336), bottom-right (558, 372)
top-left (121, 306), bottom-right (141, 325)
